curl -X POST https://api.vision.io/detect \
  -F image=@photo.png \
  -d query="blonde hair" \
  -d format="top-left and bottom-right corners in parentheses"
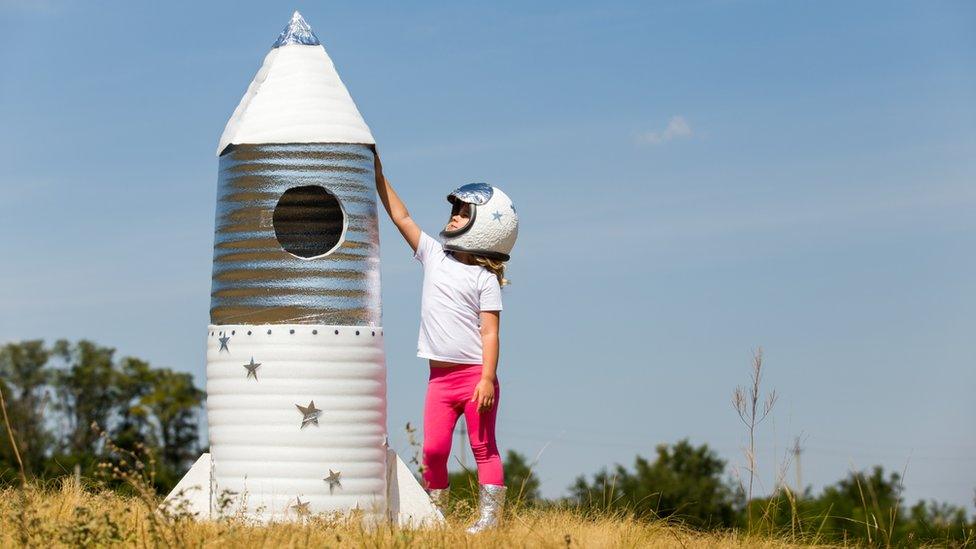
top-left (472, 255), bottom-right (509, 287)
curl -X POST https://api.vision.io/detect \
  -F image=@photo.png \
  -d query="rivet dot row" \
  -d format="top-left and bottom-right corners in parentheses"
top-left (211, 329), bottom-right (383, 337)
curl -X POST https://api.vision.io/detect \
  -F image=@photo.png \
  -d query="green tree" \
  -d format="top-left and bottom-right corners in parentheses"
top-left (816, 465), bottom-right (904, 541)
top-left (749, 466), bottom-right (974, 545)
top-left (140, 367), bottom-right (204, 483)
top-left (503, 450), bottom-right (542, 506)
top-left (0, 341), bottom-right (53, 475)
top-left (52, 340), bottom-right (119, 456)
top-left (0, 338), bottom-right (205, 493)
top-left (113, 357), bottom-right (159, 453)
top-left (571, 439), bottom-right (739, 528)
top-left (903, 499), bottom-right (972, 544)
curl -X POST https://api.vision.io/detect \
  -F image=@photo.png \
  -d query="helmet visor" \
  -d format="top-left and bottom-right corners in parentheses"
top-left (443, 200), bottom-right (475, 237)
top-left (446, 183), bottom-right (493, 206)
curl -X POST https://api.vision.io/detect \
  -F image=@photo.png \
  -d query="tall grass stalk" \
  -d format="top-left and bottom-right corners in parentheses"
top-left (0, 381), bottom-right (28, 487)
top-left (732, 347), bottom-right (778, 530)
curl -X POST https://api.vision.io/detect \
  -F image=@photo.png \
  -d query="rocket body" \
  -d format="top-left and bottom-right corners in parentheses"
top-left (207, 144), bottom-right (386, 520)
top-left (203, 13), bottom-right (388, 521)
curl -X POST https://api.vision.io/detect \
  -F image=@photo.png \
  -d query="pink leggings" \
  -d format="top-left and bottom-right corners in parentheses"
top-left (422, 364), bottom-right (503, 489)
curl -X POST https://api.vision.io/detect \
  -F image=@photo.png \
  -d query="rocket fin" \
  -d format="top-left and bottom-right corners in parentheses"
top-left (161, 453), bottom-right (212, 519)
top-left (386, 448), bottom-right (446, 528)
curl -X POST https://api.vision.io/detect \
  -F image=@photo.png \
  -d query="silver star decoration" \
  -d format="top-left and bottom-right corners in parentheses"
top-left (218, 335), bottom-right (230, 352)
top-left (511, 203), bottom-right (517, 213)
top-left (296, 400), bottom-right (322, 428)
top-left (243, 357), bottom-right (261, 380)
top-left (324, 469), bottom-right (342, 494)
top-left (291, 496), bottom-right (310, 516)
top-left (492, 210), bottom-right (504, 222)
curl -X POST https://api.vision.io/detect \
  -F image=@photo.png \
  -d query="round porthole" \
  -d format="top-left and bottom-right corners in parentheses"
top-left (273, 185), bottom-right (346, 258)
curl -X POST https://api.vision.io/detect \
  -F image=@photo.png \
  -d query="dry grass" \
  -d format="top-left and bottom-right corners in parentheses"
top-left (0, 481), bottom-right (829, 548)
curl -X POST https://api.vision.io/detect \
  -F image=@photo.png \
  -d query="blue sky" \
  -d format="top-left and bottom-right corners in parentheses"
top-left (1, 1), bottom-right (973, 510)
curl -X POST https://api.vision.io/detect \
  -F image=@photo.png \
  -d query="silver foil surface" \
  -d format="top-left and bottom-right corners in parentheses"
top-left (211, 143), bottom-right (381, 326)
top-left (272, 11), bottom-right (320, 49)
top-left (448, 182), bottom-right (493, 205)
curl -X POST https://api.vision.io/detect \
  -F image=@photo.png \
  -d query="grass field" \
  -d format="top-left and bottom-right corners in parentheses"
top-left (0, 481), bottom-right (837, 548)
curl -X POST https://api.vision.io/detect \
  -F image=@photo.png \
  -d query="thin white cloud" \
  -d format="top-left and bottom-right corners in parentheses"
top-left (637, 115), bottom-right (693, 145)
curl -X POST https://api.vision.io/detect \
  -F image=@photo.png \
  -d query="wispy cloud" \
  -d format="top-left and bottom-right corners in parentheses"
top-left (636, 115), bottom-right (693, 146)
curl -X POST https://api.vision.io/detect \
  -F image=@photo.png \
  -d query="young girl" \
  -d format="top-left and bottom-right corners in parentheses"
top-left (373, 152), bottom-right (518, 533)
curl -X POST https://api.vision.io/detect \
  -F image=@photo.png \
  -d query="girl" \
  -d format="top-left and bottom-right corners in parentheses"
top-left (373, 152), bottom-right (518, 533)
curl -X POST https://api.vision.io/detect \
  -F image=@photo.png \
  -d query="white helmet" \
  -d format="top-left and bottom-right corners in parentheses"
top-left (440, 183), bottom-right (518, 261)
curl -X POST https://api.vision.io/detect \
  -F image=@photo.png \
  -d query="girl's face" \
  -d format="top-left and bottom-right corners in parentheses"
top-left (446, 202), bottom-right (471, 232)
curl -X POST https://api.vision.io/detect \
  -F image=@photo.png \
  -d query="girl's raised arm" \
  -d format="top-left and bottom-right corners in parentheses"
top-left (373, 150), bottom-right (421, 252)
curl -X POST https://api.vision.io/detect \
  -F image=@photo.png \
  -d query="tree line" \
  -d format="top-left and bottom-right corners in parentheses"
top-left (0, 340), bottom-right (203, 491)
top-left (447, 440), bottom-right (972, 545)
top-left (567, 440), bottom-right (973, 545)
top-left (2, 339), bottom-right (973, 545)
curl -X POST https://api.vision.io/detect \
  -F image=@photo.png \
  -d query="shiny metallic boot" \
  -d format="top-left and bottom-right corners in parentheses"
top-left (428, 487), bottom-right (450, 515)
top-left (466, 484), bottom-right (506, 534)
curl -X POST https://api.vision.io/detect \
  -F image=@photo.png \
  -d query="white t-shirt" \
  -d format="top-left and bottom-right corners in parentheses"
top-left (414, 232), bottom-right (502, 364)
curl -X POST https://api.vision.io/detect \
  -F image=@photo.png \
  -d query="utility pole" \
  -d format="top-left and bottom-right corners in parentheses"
top-left (457, 421), bottom-right (468, 469)
top-left (792, 437), bottom-right (803, 495)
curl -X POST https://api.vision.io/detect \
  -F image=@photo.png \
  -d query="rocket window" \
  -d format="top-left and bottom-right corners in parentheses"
top-left (273, 185), bottom-right (346, 258)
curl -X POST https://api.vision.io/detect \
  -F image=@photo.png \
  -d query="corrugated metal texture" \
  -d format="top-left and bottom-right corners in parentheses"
top-left (211, 143), bottom-right (381, 326)
top-left (206, 324), bottom-right (387, 521)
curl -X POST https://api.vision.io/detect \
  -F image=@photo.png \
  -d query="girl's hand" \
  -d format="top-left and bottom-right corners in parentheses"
top-left (471, 378), bottom-right (496, 412)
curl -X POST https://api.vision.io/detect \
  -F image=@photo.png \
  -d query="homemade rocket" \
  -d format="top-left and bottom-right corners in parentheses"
top-left (165, 12), bottom-right (439, 525)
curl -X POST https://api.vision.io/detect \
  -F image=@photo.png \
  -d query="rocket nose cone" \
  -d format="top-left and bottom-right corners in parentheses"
top-left (273, 10), bottom-right (320, 48)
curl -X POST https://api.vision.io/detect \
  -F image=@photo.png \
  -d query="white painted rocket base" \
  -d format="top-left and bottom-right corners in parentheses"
top-left (207, 324), bottom-right (388, 522)
top-left (385, 448), bottom-right (445, 528)
top-left (163, 451), bottom-right (443, 527)
top-left (161, 453), bottom-right (212, 518)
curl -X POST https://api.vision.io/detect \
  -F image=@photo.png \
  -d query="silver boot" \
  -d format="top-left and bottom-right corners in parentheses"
top-left (428, 487), bottom-right (450, 515)
top-left (466, 484), bottom-right (506, 534)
